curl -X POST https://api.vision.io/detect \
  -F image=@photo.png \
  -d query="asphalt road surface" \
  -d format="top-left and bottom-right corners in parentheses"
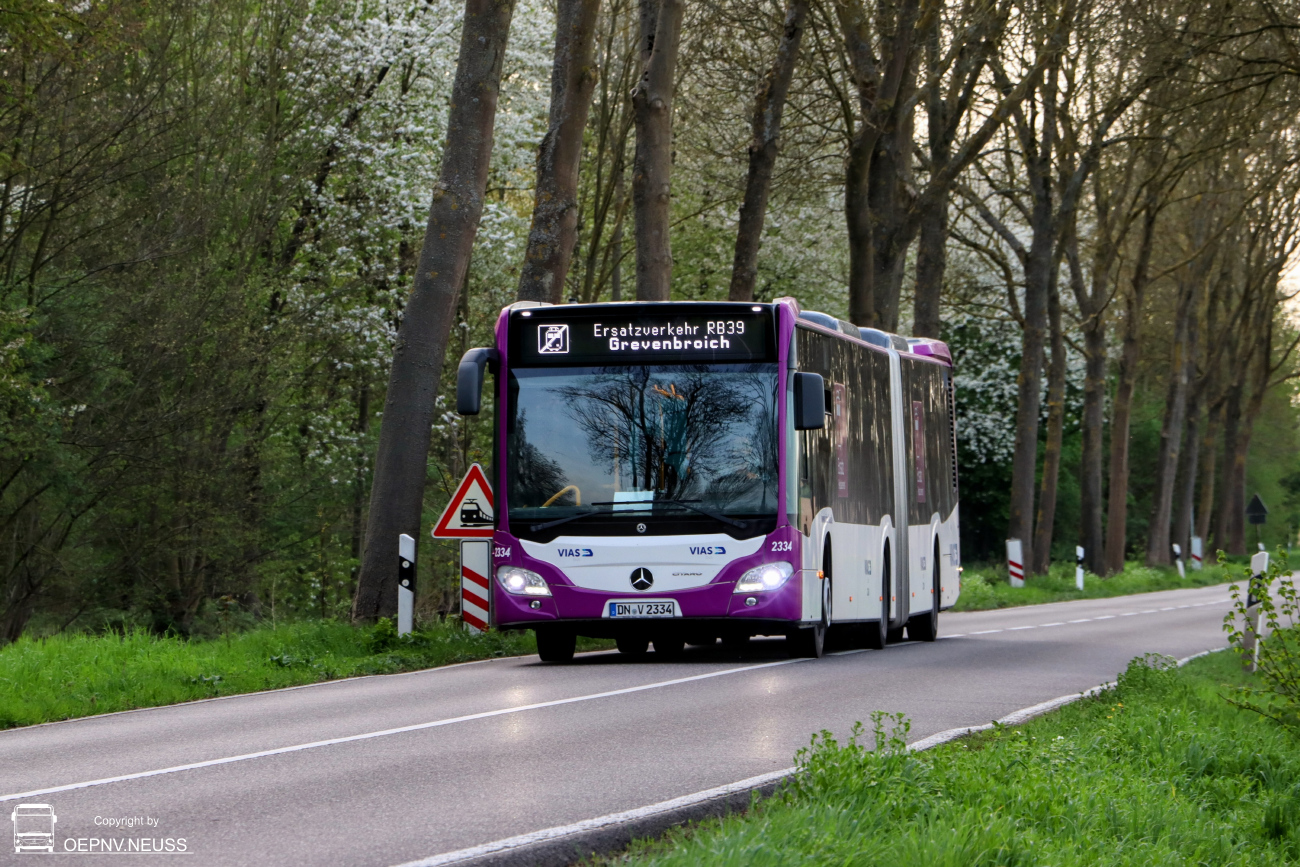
top-left (1, 584), bottom-right (1234, 865)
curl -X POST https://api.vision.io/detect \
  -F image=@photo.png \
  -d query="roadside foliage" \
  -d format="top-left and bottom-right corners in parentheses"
top-left (1, 0), bottom-right (1299, 642)
top-left (626, 653), bottom-right (1300, 866)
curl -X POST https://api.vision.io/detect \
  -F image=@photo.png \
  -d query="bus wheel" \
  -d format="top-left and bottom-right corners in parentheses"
top-left (790, 541), bottom-right (831, 658)
top-left (865, 545), bottom-right (889, 650)
top-left (536, 629), bottom-right (576, 663)
top-left (908, 540), bottom-right (941, 642)
top-left (616, 634), bottom-right (649, 658)
top-left (654, 636), bottom-right (685, 658)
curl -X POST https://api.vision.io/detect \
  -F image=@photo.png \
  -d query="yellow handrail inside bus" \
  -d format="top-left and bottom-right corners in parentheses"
top-left (542, 485), bottom-right (581, 507)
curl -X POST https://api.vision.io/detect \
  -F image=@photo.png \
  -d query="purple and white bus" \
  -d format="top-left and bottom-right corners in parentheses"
top-left (456, 298), bottom-right (960, 661)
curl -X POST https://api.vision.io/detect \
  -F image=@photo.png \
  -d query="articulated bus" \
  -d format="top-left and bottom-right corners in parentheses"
top-left (456, 298), bottom-right (960, 661)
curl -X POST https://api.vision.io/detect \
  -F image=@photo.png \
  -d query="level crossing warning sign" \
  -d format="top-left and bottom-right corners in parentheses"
top-left (432, 463), bottom-right (494, 539)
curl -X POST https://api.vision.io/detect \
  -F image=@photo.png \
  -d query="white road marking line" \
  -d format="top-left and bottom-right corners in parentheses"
top-left (1160, 607), bottom-right (1176, 611)
top-left (1140, 610), bottom-right (1158, 614)
top-left (0, 658), bottom-right (806, 803)
top-left (5, 591), bottom-right (1234, 804)
top-left (1039, 622), bottom-right (1065, 628)
top-left (1120, 612), bottom-right (1138, 616)
top-left (401, 646), bottom-right (1227, 867)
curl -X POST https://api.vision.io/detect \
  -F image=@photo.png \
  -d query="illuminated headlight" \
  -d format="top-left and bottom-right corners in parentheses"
top-left (496, 566), bottom-right (551, 596)
top-left (734, 562), bottom-right (794, 593)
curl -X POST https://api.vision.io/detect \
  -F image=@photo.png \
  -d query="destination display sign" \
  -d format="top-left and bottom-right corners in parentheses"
top-left (511, 306), bottom-right (775, 365)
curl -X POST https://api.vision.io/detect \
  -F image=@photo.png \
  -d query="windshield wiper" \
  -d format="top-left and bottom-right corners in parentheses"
top-left (653, 499), bottom-right (748, 530)
top-left (529, 498), bottom-right (748, 533)
top-left (530, 503), bottom-right (615, 532)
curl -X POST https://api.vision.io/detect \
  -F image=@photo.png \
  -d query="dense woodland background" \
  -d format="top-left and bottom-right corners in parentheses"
top-left (4, 0), bottom-right (1300, 642)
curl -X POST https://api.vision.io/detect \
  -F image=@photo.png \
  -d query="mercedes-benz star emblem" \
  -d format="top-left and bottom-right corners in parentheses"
top-left (630, 568), bottom-right (654, 591)
top-left (636, 523), bottom-right (647, 534)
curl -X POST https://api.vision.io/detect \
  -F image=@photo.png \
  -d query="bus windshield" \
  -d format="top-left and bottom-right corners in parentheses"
top-left (507, 363), bottom-right (778, 536)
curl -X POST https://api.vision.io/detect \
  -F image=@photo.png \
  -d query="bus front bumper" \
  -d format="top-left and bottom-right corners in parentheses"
top-left (493, 578), bottom-right (802, 631)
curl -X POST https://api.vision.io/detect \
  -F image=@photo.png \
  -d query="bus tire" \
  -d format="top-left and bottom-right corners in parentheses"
top-left (908, 539), bottom-right (941, 642)
top-left (536, 628), bottom-right (575, 663)
top-left (865, 544), bottom-right (889, 650)
top-left (616, 634), bottom-right (649, 657)
top-left (790, 540), bottom-right (831, 658)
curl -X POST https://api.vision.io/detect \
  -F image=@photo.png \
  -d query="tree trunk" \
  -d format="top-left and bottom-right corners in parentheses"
top-left (836, 0), bottom-right (922, 328)
top-left (1102, 202), bottom-right (1157, 576)
top-left (913, 191), bottom-right (947, 338)
top-left (728, 0), bottom-right (807, 303)
top-left (845, 133), bottom-right (875, 326)
top-left (867, 105), bottom-right (917, 332)
top-left (517, 0), bottom-right (602, 304)
top-left (1031, 264), bottom-right (1066, 575)
top-left (1222, 311), bottom-right (1274, 554)
top-left (632, 0), bottom-right (684, 301)
top-left (1217, 383), bottom-right (1245, 554)
top-left (1066, 231), bottom-right (1106, 574)
top-left (1172, 387), bottom-right (1200, 559)
top-left (1007, 192), bottom-right (1053, 575)
top-left (353, 0), bottom-right (515, 623)
top-left (1145, 277), bottom-right (1195, 565)
top-left (1196, 404), bottom-right (1219, 546)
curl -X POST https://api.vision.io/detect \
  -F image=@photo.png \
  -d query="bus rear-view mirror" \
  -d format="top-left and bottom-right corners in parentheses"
top-left (793, 371), bottom-right (826, 430)
top-left (456, 348), bottom-right (499, 415)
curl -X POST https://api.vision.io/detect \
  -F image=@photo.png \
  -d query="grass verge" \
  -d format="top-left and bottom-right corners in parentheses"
top-left (609, 651), bottom-right (1300, 866)
top-left (952, 559), bottom-right (1236, 611)
top-left (0, 619), bottom-right (610, 729)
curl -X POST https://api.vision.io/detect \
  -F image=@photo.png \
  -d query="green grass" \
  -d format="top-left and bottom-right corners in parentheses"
top-left (952, 559), bottom-right (1237, 611)
top-left (0, 618), bottom-right (610, 729)
top-left (611, 651), bottom-right (1300, 866)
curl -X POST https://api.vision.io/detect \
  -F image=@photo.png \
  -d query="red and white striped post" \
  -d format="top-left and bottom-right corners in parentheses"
top-left (460, 540), bottom-right (491, 634)
top-left (1006, 538), bottom-right (1025, 588)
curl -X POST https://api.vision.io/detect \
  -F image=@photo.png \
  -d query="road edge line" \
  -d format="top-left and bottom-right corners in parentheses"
top-left (402, 646), bottom-right (1225, 867)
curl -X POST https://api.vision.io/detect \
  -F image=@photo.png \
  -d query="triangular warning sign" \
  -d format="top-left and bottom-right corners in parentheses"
top-left (432, 463), bottom-right (495, 538)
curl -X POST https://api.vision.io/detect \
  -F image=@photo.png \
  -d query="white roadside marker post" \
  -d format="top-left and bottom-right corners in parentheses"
top-left (1006, 539), bottom-right (1025, 588)
top-left (1172, 543), bottom-right (1185, 579)
top-left (460, 540), bottom-right (491, 634)
top-left (1190, 535), bottom-right (1203, 570)
top-left (1243, 549), bottom-right (1269, 673)
top-left (398, 533), bottom-right (416, 636)
top-left (1075, 546), bottom-right (1085, 591)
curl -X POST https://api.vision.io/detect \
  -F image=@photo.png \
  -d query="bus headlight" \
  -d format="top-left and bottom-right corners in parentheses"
top-left (734, 562), bottom-right (794, 593)
top-left (496, 566), bottom-right (552, 596)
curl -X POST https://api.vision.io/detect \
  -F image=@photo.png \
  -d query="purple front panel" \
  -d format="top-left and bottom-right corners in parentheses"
top-left (491, 524), bottom-right (804, 628)
top-left (489, 301), bottom-right (805, 630)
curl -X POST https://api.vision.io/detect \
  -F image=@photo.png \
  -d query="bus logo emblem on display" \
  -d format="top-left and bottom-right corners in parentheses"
top-left (539, 324), bottom-right (569, 354)
top-left (630, 568), bottom-right (654, 591)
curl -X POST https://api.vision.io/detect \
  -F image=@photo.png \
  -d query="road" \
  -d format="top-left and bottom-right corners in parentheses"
top-left (1, 584), bottom-right (1233, 865)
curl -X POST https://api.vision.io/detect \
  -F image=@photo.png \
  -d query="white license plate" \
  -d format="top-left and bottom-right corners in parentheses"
top-left (605, 599), bottom-right (678, 618)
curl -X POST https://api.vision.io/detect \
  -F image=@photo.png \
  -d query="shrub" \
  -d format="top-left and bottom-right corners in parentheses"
top-left (1223, 547), bottom-right (1300, 733)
